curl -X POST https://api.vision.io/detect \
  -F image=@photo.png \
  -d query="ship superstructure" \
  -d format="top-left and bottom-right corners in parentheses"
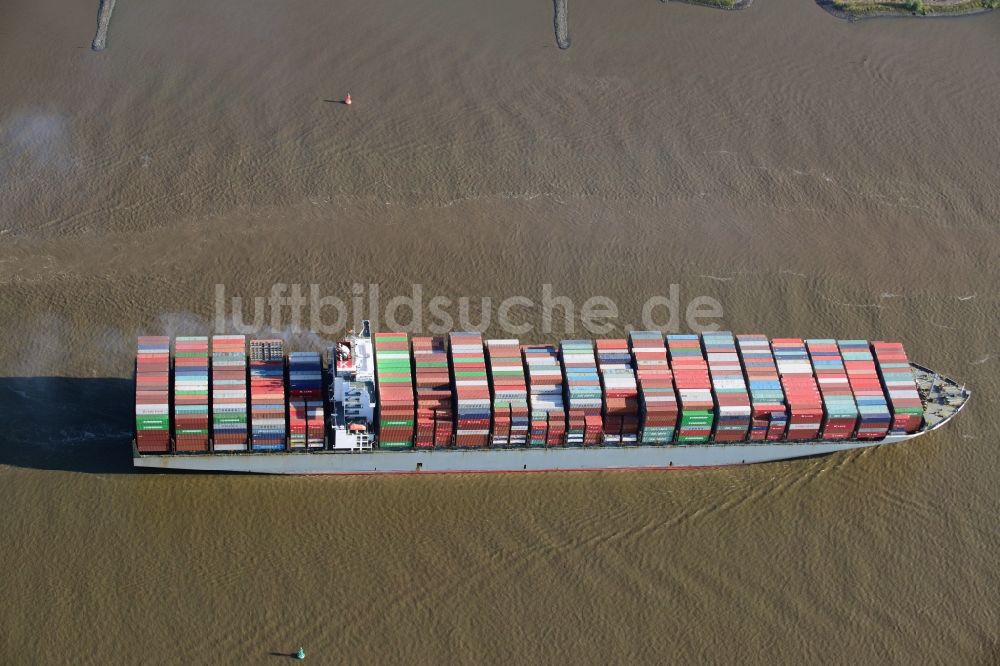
top-left (328, 321), bottom-right (376, 452)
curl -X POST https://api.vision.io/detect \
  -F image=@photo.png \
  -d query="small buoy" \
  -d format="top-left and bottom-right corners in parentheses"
top-left (295, 647), bottom-right (305, 660)
top-left (344, 94), bottom-right (352, 106)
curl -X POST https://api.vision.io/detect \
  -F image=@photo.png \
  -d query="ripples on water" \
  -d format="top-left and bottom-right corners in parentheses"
top-left (1, 0), bottom-right (998, 662)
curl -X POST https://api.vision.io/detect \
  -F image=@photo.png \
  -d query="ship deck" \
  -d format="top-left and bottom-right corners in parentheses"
top-left (132, 363), bottom-right (970, 474)
top-left (912, 364), bottom-right (970, 430)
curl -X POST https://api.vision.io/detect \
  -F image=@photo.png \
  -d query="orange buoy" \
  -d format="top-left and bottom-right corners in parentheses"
top-left (345, 93), bottom-right (352, 106)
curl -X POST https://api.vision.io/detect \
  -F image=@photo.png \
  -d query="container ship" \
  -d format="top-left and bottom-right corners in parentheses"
top-left (133, 322), bottom-right (969, 474)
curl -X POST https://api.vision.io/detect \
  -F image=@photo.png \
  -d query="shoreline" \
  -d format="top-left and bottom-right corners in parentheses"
top-left (817, 0), bottom-right (997, 20)
top-left (665, 0), bottom-right (996, 15)
top-left (91, 0), bottom-right (116, 51)
top-left (666, 0), bottom-right (755, 11)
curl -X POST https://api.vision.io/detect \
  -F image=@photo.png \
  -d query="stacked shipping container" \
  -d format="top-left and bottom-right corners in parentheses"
top-left (561, 340), bottom-right (603, 446)
top-left (629, 331), bottom-right (678, 444)
top-left (735, 335), bottom-right (787, 441)
top-left (135, 336), bottom-right (171, 453)
top-left (249, 339), bottom-right (287, 451)
top-left (805, 339), bottom-right (858, 440)
top-left (288, 401), bottom-right (307, 450)
top-left (772, 338), bottom-right (823, 441)
top-left (838, 340), bottom-right (891, 440)
top-left (666, 335), bottom-right (715, 443)
top-left (523, 345), bottom-right (566, 447)
top-left (449, 332), bottom-right (491, 448)
top-left (373, 333), bottom-right (414, 449)
top-left (211, 335), bottom-right (248, 451)
top-left (412, 337), bottom-right (453, 448)
top-left (288, 351), bottom-right (324, 449)
top-left (596, 340), bottom-right (640, 445)
top-left (872, 342), bottom-right (923, 434)
top-left (486, 339), bottom-right (530, 448)
top-left (703, 332), bottom-right (751, 442)
top-left (173, 336), bottom-right (209, 452)
top-left (136, 333), bottom-right (929, 452)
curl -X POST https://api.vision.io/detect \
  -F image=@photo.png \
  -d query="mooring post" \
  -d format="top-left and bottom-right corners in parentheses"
top-left (554, 0), bottom-right (570, 49)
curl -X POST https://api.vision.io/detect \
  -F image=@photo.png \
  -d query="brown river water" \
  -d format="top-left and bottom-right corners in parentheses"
top-left (1, 0), bottom-right (998, 662)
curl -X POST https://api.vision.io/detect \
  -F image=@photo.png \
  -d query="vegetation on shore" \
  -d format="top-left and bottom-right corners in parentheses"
top-left (666, 0), bottom-right (996, 13)
top-left (821, 0), bottom-right (997, 18)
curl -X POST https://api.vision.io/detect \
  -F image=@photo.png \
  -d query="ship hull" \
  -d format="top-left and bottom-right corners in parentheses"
top-left (132, 433), bottom-right (916, 475)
